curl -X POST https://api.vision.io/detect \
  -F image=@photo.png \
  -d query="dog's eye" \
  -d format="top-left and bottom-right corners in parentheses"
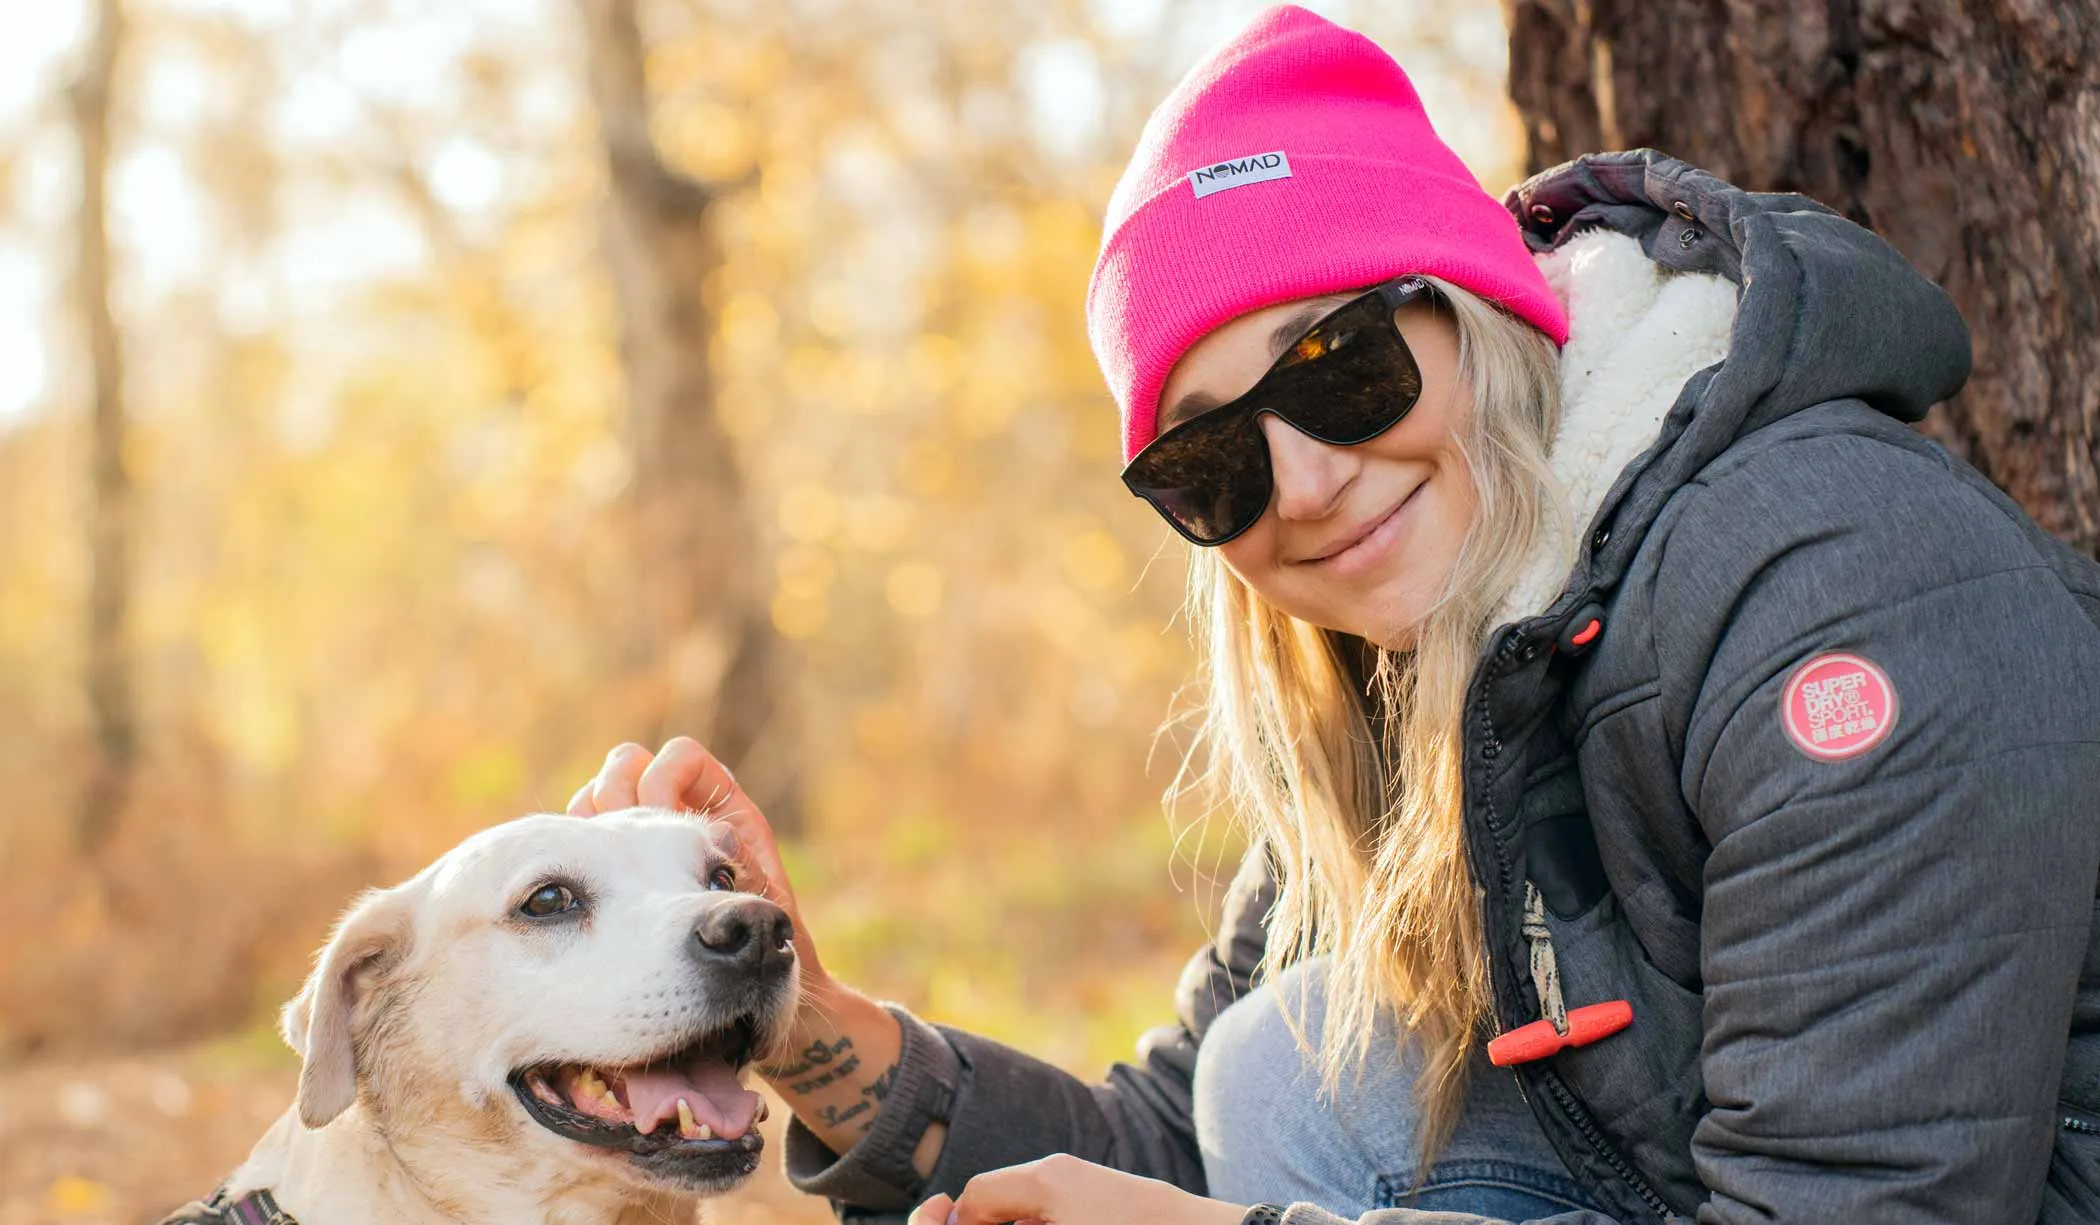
top-left (707, 865), bottom-right (736, 892)
top-left (519, 884), bottom-right (579, 918)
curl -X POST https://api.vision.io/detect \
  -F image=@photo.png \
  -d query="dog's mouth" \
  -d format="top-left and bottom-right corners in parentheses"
top-left (509, 1015), bottom-right (767, 1167)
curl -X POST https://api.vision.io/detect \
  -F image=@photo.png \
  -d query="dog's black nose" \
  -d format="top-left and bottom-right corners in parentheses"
top-left (692, 896), bottom-right (795, 973)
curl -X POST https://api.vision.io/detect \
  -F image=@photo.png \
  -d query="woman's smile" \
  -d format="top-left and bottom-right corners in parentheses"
top-left (1295, 480), bottom-right (1427, 575)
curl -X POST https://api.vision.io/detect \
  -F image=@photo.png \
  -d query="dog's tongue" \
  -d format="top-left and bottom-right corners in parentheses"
top-left (625, 1057), bottom-right (759, 1139)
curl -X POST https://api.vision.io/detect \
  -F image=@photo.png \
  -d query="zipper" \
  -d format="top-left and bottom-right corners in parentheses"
top-left (2064, 1114), bottom-right (2100, 1136)
top-left (1477, 633), bottom-right (1517, 767)
top-left (1476, 628), bottom-right (1673, 1222)
top-left (1542, 1067), bottom-right (1675, 1218)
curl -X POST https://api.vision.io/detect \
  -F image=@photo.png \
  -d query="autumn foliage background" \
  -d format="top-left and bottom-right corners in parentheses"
top-left (0, 1), bottom-right (1518, 1220)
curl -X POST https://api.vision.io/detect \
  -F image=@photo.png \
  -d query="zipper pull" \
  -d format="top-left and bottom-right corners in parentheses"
top-left (1489, 881), bottom-right (1635, 1067)
top-left (1489, 1001), bottom-right (1635, 1067)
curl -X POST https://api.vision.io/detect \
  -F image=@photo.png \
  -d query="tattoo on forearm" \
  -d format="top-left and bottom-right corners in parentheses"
top-left (853, 1065), bottom-right (899, 1133)
top-left (817, 1099), bottom-right (872, 1129)
top-left (769, 1036), bottom-right (902, 1138)
top-left (788, 1053), bottom-right (862, 1094)
top-left (763, 1036), bottom-right (852, 1079)
top-left (863, 1065), bottom-right (895, 1103)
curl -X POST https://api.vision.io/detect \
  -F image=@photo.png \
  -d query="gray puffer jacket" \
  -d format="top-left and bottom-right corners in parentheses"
top-left (784, 151), bottom-right (2100, 1224)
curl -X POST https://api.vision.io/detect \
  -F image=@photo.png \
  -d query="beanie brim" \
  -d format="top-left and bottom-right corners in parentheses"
top-left (1089, 154), bottom-right (1570, 463)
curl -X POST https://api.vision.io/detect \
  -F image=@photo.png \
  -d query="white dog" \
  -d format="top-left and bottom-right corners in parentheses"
top-left (162, 808), bottom-right (800, 1225)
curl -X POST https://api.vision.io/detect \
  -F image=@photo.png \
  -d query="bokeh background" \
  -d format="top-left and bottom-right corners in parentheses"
top-left (0, 1), bottom-right (1520, 1220)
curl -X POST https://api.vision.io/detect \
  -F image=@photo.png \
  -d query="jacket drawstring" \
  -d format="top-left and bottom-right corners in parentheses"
top-left (1523, 880), bottom-right (1569, 1036)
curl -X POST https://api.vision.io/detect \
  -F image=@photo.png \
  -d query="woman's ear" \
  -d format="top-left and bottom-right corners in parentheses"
top-left (280, 885), bottom-right (413, 1128)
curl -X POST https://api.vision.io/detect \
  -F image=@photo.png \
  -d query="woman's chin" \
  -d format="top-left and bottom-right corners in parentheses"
top-left (1349, 582), bottom-right (1441, 652)
top-left (1365, 624), bottom-right (1418, 653)
top-left (1252, 544), bottom-right (1453, 650)
top-left (1354, 612), bottom-right (1421, 653)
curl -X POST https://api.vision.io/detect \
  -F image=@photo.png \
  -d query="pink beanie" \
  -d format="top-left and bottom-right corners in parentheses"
top-left (1088, 5), bottom-right (1569, 462)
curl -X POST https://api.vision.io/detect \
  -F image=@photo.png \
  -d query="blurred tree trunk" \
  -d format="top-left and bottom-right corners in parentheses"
top-left (1507, 0), bottom-right (2100, 556)
top-left (575, 0), bottom-right (799, 827)
top-left (71, 0), bottom-right (133, 856)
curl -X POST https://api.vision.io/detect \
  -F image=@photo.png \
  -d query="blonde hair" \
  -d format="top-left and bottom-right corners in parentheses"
top-left (1180, 277), bottom-right (1566, 1162)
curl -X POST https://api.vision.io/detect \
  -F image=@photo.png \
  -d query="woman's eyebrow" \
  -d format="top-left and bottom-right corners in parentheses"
top-left (1267, 303), bottom-right (1330, 359)
top-left (1155, 299), bottom-right (1340, 435)
top-left (1159, 390), bottom-right (1222, 434)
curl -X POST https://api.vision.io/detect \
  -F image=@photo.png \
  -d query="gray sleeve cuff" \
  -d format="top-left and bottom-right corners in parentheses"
top-left (782, 1003), bottom-right (959, 1214)
top-left (1279, 1200), bottom-right (1645, 1224)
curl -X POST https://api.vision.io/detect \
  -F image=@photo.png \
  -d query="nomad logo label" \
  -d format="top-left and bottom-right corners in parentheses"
top-left (1188, 150), bottom-right (1292, 199)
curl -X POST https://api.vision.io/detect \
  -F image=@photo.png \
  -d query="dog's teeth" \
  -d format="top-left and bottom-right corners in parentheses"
top-left (755, 1099), bottom-right (770, 1124)
top-left (697, 1122), bottom-right (713, 1140)
top-left (676, 1098), bottom-right (700, 1140)
top-left (568, 1067), bottom-right (625, 1119)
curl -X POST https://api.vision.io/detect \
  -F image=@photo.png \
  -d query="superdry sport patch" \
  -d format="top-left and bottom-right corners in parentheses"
top-left (1782, 651), bottom-right (1899, 761)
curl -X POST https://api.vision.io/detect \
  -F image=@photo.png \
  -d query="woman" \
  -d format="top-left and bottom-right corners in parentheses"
top-left (570, 7), bottom-right (2100, 1223)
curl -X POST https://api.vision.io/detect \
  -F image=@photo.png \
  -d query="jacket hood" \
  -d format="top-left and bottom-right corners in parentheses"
top-left (1498, 226), bottom-right (1740, 619)
top-left (1495, 151), bottom-right (1974, 621)
top-left (1510, 150), bottom-right (1972, 436)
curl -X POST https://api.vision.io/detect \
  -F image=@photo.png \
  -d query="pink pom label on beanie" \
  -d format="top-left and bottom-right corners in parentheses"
top-left (1187, 150), bottom-right (1292, 199)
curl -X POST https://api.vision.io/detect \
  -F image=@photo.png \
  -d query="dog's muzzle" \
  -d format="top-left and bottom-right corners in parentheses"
top-left (509, 895), bottom-right (796, 1190)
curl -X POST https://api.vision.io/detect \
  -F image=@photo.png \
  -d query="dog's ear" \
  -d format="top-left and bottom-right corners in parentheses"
top-left (281, 885), bottom-right (412, 1128)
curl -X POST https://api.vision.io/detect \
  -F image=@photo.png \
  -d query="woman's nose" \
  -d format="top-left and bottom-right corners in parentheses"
top-left (1261, 413), bottom-right (1352, 522)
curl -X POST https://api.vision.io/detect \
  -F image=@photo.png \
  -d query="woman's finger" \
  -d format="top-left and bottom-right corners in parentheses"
top-left (906, 1193), bottom-right (955, 1225)
top-left (589, 742), bottom-right (652, 814)
top-left (653, 741), bottom-right (787, 892)
top-left (637, 736), bottom-right (825, 975)
top-left (565, 782), bottom-right (596, 817)
top-left (945, 1158), bottom-right (1068, 1225)
top-left (637, 736), bottom-right (740, 815)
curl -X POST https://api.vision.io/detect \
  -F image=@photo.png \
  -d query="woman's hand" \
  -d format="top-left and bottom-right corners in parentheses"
top-left (909, 1155), bottom-right (1249, 1225)
top-left (567, 738), bottom-right (829, 990)
top-left (568, 739), bottom-right (935, 1167)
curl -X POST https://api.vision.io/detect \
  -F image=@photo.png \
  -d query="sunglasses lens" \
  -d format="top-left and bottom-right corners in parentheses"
top-left (1122, 280), bottom-right (1430, 546)
top-left (1270, 298), bottom-right (1423, 444)
top-left (1125, 407), bottom-right (1272, 545)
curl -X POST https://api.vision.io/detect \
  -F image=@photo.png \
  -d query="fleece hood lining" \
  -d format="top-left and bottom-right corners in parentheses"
top-left (1495, 229), bottom-right (1741, 624)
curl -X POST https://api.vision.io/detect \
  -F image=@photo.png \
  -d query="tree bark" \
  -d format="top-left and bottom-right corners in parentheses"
top-left (1508, 0), bottom-right (2100, 555)
top-left (72, 0), bottom-right (134, 856)
top-left (575, 0), bottom-right (799, 826)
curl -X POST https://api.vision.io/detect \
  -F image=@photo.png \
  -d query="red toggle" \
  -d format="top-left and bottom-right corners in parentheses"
top-left (1487, 1000), bottom-right (1634, 1067)
top-left (1569, 618), bottom-right (1602, 647)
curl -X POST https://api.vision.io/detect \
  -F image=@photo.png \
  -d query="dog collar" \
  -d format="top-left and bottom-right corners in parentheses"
top-left (159, 1187), bottom-right (297, 1225)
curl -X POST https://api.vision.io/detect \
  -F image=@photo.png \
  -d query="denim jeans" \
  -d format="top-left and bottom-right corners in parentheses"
top-left (1193, 959), bottom-right (1599, 1219)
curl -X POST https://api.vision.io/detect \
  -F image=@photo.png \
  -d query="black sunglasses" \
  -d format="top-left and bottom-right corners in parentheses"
top-left (1121, 276), bottom-right (1436, 547)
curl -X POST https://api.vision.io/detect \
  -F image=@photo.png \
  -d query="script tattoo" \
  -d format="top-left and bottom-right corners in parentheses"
top-left (855, 1065), bottom-right (899, 1133)
top-left (817, 1099), bottom-right (873, 1129)
top-left (762, 1035), bottom-right (853, 1080)
top-left (863, 1065), bottom-right (896, 1103)
top-left (789, 1053), bottom-right (862, 1095)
